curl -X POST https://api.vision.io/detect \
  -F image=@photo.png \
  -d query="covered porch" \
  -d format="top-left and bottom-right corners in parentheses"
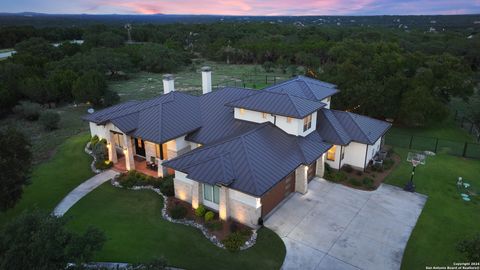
top-left (113, 155), bottom-right (167, 178)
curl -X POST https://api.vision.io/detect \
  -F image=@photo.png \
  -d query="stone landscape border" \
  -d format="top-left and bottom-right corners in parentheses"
top-left (85, 142), bottom-right (102, 174)
top-left (110, 175), bottom-right (258, 251)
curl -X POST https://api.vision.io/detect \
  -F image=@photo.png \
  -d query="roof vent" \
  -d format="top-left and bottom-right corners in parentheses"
top-left (201, 66), bottom-right (212, 95)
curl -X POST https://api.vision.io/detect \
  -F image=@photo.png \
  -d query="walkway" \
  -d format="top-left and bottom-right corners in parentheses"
top-left (265, 178), bottom-right (427, 270)
top-left (53, 170), bottom-right (119, 216)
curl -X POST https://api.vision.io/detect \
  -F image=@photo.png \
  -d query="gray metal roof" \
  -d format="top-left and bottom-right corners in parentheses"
top-left (316, 109), bottom-right (391, 145)
top-left (186, 87), bottom-right (260, 144)
top-left (165, 123), bottom-right (331, 197)
top-left (226, 90), bottom-right (326, 118)
top-left (264, 75), bottom-right (339, 101)
top-left (83, 92), bottom-right (202, 144)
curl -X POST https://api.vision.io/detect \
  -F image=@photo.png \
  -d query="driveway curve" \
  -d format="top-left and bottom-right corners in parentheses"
top-left (265, 178), bottom-right (427, 270)
top-left (53, 169), bottom-right (119, 216)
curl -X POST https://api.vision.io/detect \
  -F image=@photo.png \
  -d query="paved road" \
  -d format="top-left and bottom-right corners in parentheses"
top-left (265, 178), bottom-right (427, 270)
top-left (53, 170), bottom-right (119, 216)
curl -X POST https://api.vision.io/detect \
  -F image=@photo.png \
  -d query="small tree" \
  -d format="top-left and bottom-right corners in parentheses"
top-left (262, 61), bottom-right (274, 73)
top-left (39, 111), bottom-right (61, 130)
top-left (0, 210), bottom-right (106, 269)
top-left (72, 70), bottom-right (107, 105)
top-left (457, 233), bottom-right (480, 262)
top-left (0, 128), bottom-right (32, 211)
top-left (12, 101), bottom-right (42, 121)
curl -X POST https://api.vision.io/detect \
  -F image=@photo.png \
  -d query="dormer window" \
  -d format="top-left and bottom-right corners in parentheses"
top-left (287, 117), bottom-right (292, 123)
top-left (303, 115), bottom-right (312, 132)
top-left (240, 108), bottom-right (245, 115)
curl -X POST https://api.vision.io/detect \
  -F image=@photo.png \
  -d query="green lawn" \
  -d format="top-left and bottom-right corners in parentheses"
top-left (66, 183), bottom-right (286, 270)
top-left (0, 133), bottom-right (93, 226)
top-left (110, 61), bottom-right (288, 101)
top-left (384, 148), bottom-right (480, 269)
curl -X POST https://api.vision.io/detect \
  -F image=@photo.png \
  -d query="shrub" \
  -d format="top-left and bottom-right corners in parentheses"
top-left (329, 171), bottom-right (347, 183)
top-left (342, 164), bottom-right (353, 173)
top-left (92, 140), bottom-right (107, 161)
top-left (195, 205), bottom-right (206, 217)
top-left (95, 160), bottom-right (113, 170)
top-left (116, 170), bottom-right (162, 188)
top-left (230, 223), bottom-right (238, 233)
top-left (362, 177), bottom-right (374, 189)
top-left (160, 175), bottom-right (174, 196)
top-left (383, 159), bottom-right (394, 170)
top-left (169, 205), bottom-right (187, 219)
top-left (39, 111), bottom-right (60, 130)
top-left (457, 233), bottom-right (480, 261)
top-left (348, 178), bottom-right (362, 187)
top-left (204, 211), bottom-right (214, 222)
top-left (205, 220), bottom-right (223, 231)
top-left (222, 232), bottom-right (247, 252)
top-left (13, 101), bottom-right (42, 121)
top-left (90, 135), bottom-right (99, 146)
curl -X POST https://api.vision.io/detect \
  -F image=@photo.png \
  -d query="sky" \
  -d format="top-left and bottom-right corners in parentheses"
top-left (3, 0), bottom-right (480, 16)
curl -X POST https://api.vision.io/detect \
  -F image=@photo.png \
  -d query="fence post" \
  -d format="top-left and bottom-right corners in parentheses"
top-left (265, 75), bottom-right (268, 84)
top-left (463, 142), bottom-right (468, 157)
top-left (409, 135), bottom-right (413, 149)
top-left (434, 138), bottom-right (439, 153)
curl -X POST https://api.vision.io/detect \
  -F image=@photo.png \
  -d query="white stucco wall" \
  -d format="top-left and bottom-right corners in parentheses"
top-left (321, 97), bottom-right (331, 109)
top-left (89, 122), bottom-right (123, 140)
top-left (366, 137), bottom-right (382, 166)
top-left (325, 145), bottom-right (342, 169)
top-left (343, 142), bottom-right (368, 169)
top-left (233, 108), bottom-right (316, 137)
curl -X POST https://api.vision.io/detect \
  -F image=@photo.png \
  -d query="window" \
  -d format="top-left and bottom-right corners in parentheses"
top-left (203, 184), bottom-right (220, 204)
top-left (286, 117), bottom-right (292, 123)
top-left (239, 108), bottom-right (245, 115)
top-left (303, 114), bottom-right (312, 132)
top-left (327, 145), bottom-right (336, 161)
top-left (262, 112), bottom-right (268, 119)
top-left (155, 144), bottom-right (164, 160)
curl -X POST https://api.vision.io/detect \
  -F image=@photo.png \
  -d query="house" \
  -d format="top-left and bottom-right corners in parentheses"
top-left (83, 67), bottom-right (391, 228)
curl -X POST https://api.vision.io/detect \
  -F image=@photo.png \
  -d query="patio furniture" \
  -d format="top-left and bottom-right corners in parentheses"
top-left (378, 150), bottom-right (388, 160)
top-left (462, 196), bottom-right (471, 202)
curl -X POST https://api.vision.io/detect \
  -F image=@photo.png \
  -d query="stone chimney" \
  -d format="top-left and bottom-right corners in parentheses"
top-left (201, 66), bottom-right (212, 94)
top-left (163, 74), bottom-right (175, 94)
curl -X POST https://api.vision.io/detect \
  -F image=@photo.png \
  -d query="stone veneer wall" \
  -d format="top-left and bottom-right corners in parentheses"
top-left (228, 198), bottom-right (261, 228)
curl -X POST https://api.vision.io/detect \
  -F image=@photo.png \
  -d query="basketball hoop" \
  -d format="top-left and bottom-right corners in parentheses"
top-left (404, 152), bottom-right (427, 192)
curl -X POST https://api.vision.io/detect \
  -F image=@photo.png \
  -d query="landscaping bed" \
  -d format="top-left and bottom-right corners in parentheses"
top-left (324, 148), bottom-right (401, 190)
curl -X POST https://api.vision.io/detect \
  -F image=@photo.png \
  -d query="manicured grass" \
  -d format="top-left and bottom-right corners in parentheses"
top-left (0, 133), bottom-right (93, 226)
top-left (66, 183), bottom-right (286, 269)
top-left (384, 148), bottom-right (480, 269)
top-left (110, 61), bottom-right (288, 101)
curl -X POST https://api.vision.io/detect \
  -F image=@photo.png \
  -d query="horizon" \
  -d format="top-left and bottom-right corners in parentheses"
top-left (3, 0), bottom-right (480, 16)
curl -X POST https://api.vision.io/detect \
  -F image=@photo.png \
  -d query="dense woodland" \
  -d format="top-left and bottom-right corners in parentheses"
top-left (0, 21), bottom-right (479, 126)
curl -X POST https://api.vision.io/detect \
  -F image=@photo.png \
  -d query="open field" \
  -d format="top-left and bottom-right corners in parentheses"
top-left (66, 183), bottom-right (286, 269)
top-left (0, 134), bottom-right (93, 226)
top-left (110, 60), bottom-right (289, 101)
top-left (384, 148), bottom-right (480, 269)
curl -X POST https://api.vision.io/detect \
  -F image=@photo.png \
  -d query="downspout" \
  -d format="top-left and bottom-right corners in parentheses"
top-left (363, 144), bottom-right (369, 172)
top-left (271, 114), bottom-right (276, 125)
top-left (338, 145), bottom-right (342, 169)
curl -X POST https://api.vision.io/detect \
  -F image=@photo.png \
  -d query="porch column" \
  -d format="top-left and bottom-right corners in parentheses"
top-left (191, 182), bottom-right (202, 209)
top-left (219, 186), bottom-right (229, 221)
top-left (295, 165), bottom-right (308, 194)
top-left (123, 134), bottom-right (135, 171)
top-left (316, 153), bottom-right (325, 177)
top-left (156, 158), bottom-right (168, 178)
top-left (107, 132), bottom-right (117, 163)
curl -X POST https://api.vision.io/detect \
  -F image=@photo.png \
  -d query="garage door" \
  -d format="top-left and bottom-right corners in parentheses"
top-left (307, 161), bottom-right (316, 182)
top-left (261, 172), bottom-right (295, 217)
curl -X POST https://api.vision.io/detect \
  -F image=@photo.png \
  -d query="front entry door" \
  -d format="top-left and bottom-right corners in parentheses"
top-left (134, 138), bottom-right (145, 157)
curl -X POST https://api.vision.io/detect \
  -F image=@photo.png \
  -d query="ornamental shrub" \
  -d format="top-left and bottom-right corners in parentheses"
top-left (170, 205), bottom-right (187, 219)
top-left (362, 177), bottom-right (374, 189)
top-left (160, 175), bottom-right (174, 196)
top-left (39, 111), bottom-right (60, 130)
top-left (195, 205), bottom-right (206, 217)
top-left (222, 232), bottom-right (247, 252)
top-left (348, 178), bottom-right (362, 187)
top-left (95, 160), bottom-right (113, 170)
top-left (92, 140), bottom-right (107, 161)
top-left (13, 101), bottom-right (42, 121)
top-left (204, 211), bottom-right (214, 222)
top-left (90, 135), bottom-right (99, 146)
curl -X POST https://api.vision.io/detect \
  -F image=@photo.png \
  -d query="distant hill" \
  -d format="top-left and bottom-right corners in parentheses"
top-left (0, 12), bottom-right (479, 31)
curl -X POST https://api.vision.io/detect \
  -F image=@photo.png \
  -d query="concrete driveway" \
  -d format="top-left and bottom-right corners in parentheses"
top-left (264, 178), bottom-right (427, 270)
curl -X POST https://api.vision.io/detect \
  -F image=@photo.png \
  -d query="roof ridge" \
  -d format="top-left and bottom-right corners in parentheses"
top-left (240, 135), bottom-right (260, 195)
top-left (287, 94), bottom-right (302, 117)
top-left (321, 109), bottom-right (351, 145)
top-left (344, 112), bottom-right (371, 144)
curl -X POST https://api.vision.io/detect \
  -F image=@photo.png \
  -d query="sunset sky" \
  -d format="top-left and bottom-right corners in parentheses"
top-left (3, 0), bottom-right (480, 15)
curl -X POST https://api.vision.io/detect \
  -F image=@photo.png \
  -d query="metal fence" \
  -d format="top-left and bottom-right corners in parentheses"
top-left (453, 110), bottom-right (480, 142)
top-left (385, 132), bottom-right (480, 159)
top-left (213, 74), bottom-right (289, 90)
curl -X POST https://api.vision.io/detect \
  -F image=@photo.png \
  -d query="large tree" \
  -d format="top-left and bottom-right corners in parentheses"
top-left (0, 211), bottom-right (106, 270)
top-left (72, 70), bottom-right (107, 105)
top-left (0, 128), bottom-right (32, 211)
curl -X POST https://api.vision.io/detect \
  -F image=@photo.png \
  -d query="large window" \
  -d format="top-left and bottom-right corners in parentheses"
top-left (303, 114), bottom-right (312, 132)
top-left (203, 184), bottom-right (220, 204)
top-left (327, 145), bottom-right (336, 161)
